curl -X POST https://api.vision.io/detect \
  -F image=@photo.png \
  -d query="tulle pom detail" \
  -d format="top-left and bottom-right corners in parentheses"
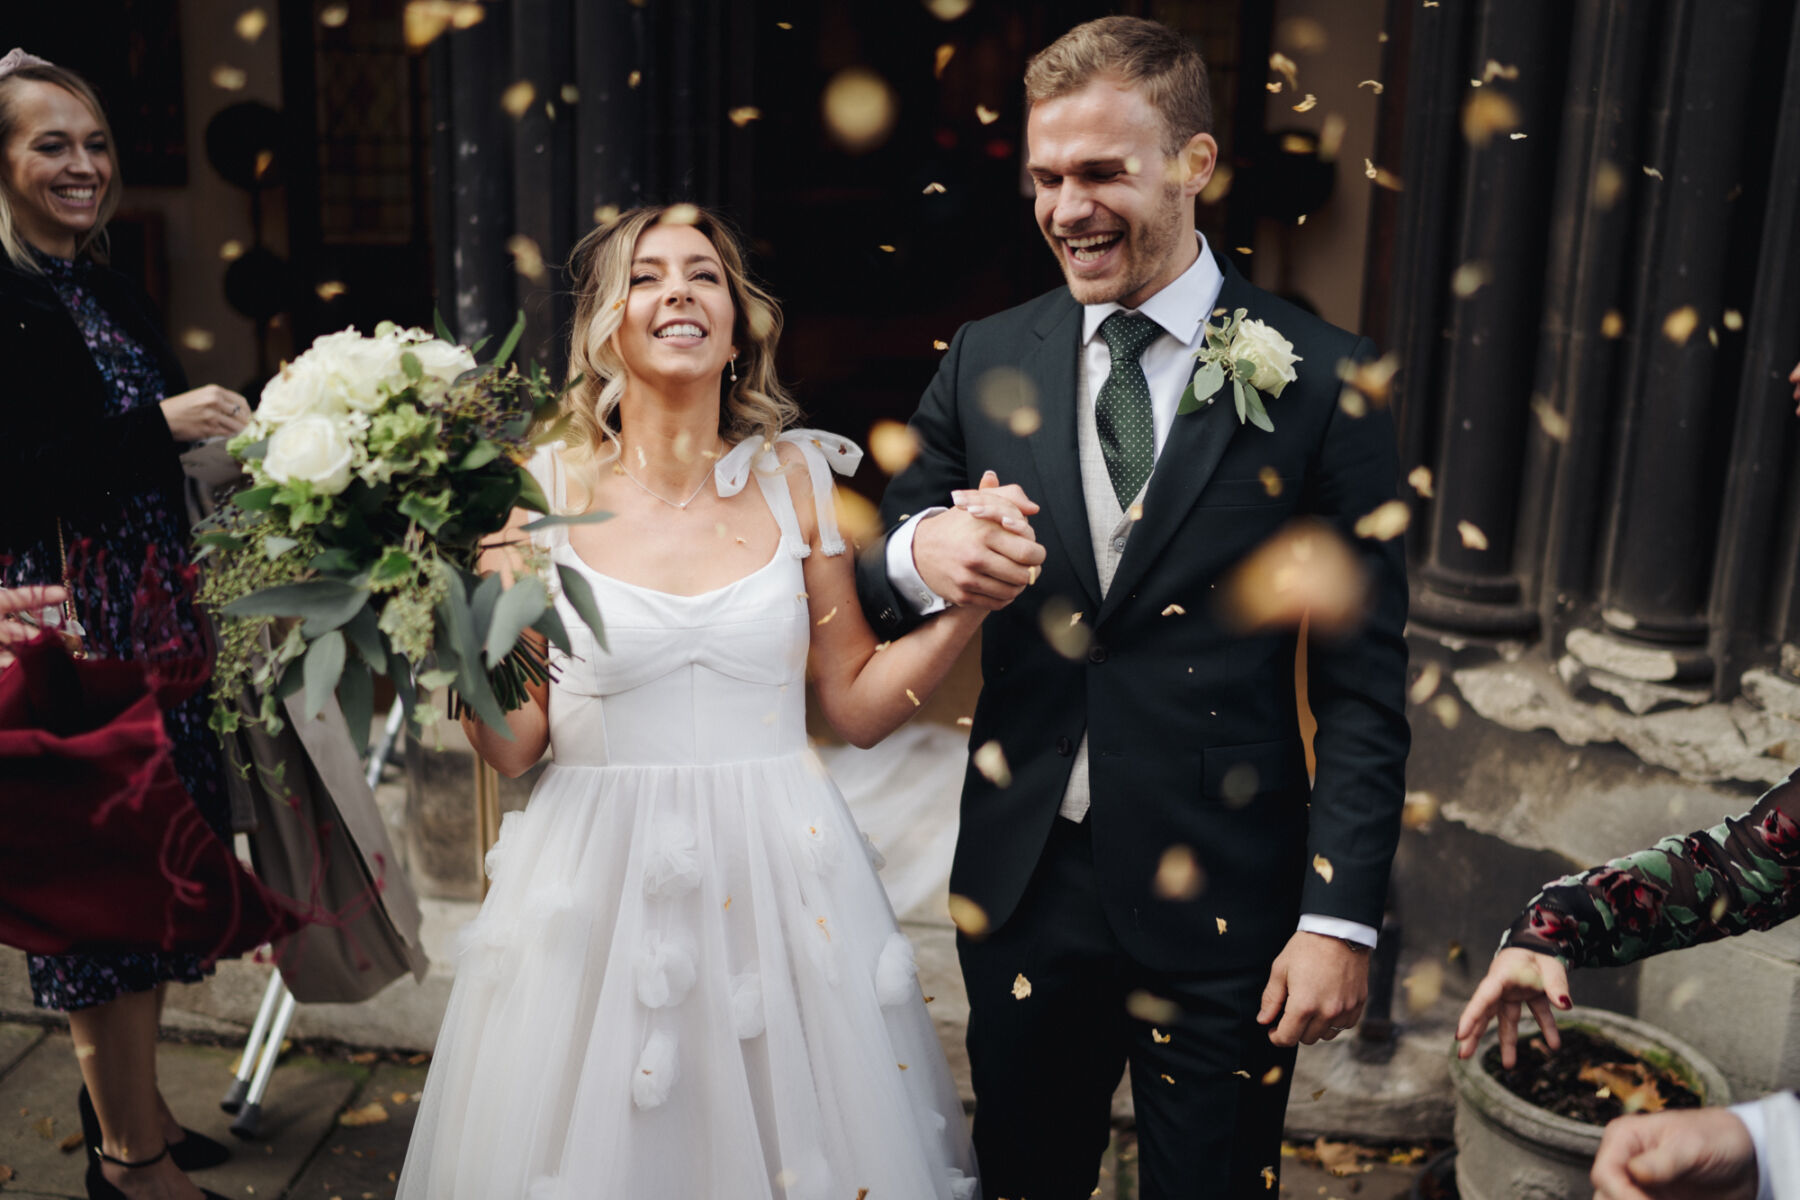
top-left (635, 931), bottom-right (697, 1009)
top-left (631, 1030), bottom-right (679, 1110)
top-left (484, 810), bottom-right (525, 881)
top-left (642, 814), bottom-right (702, 898)
top-left (948, 1169), bottom-right (978, 1200)
top-left (730, 972), bottom-right (764, 1039)
top-left (873, 932), bottom-right (918, 1007)
top-left (861, 831), bottom-right (887, 871)
top-left (794, 816), bottom-right (839, 877)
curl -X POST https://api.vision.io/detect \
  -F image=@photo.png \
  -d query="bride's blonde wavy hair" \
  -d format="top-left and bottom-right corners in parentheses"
top-left (559, 205), bottom-right (798, 507)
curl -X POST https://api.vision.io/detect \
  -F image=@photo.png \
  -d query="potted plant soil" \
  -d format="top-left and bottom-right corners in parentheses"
top-left (1449, 1006), bottom-right (1732, 1200)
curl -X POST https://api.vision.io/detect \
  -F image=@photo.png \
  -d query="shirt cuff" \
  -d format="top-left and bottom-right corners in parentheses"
top-left (885, 508), bottom-right (949, 617)
top-left (1730, 1101), bottom-right (1774, 1200)
top-left (1297, 914), bottom-right (1380, 950)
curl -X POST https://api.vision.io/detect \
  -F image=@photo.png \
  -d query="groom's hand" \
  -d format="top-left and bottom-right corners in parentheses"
top-left (912, 471), bottom-right (1047, 610)
top-left (1258, 931), bottom-right (1370, 1047)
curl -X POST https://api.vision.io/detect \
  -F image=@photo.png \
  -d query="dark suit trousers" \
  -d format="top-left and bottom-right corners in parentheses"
top-left (960, 817), bottom-right (1298, 1199)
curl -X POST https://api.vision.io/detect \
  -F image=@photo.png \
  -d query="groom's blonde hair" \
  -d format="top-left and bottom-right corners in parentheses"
top-left (1024, 16), bottom-right (1213, 155)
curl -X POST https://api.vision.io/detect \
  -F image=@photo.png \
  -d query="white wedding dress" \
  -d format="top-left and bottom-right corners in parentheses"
top-left (397, 431), bottom-right (978, 1200)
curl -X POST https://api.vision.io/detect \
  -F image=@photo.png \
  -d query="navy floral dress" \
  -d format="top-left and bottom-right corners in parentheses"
top-left (1, 252), bottom-right (230, 1011)
top-left (1503, 768), bottom-right (1800, 967)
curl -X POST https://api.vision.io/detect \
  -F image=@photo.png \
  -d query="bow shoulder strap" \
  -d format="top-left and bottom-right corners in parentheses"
top-left (713, 428), bottom-right (863, 556)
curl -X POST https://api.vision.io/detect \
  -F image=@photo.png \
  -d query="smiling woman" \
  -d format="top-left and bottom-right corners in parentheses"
top-left (0, 48), bottom-right (251, 1200)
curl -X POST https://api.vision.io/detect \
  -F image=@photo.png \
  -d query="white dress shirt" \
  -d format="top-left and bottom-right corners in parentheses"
top-left (1735, 1092), bottom-right (1800, 1200)
top-left (886, 234), bottom-right (1377, 950)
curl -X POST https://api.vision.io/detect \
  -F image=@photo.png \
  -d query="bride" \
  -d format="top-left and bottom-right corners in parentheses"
top-left (397, 206), bottom-right (991, 1199)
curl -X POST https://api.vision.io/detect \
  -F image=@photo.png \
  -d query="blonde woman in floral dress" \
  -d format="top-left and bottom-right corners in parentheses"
top-left (396, 206), bottom-right (984, 1199)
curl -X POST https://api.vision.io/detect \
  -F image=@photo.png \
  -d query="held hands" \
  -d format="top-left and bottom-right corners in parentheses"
top-left (1454, 946), bottom-right (1571, 1067)
top-left (1589, 1107), bottom-right (1758, 1200)
top-left (1258, 930), bottom-right (1370, 1046)
top-left (160, 384), bottom-right (251, 442)
top-left (912, 470), bottom-right (1047, 610)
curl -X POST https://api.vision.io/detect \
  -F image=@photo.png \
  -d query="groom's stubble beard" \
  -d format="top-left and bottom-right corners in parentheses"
top-left (1052, 178), bottom-right (1190, 308)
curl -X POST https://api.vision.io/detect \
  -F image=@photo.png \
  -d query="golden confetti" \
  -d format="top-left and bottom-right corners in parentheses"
top-left (1267, 81), bottom-right (1284, 95)
top-left (776, 20), bottom-right (792, 30)
top-left (1261, 1066), bottom-right (1284, 1085)
top-left (1661, 305), bottom-right (1699, 344)
top-left (1353, 500), bottom-right (1410, 541)
top-left (219, 239), bottom-right (245, 262)
top-left (1451, 261), bottom-right (1491, 298)
top-left (1600, 309), bottom-right (1625, 338)
top-left (1482, 59), bottom-right (1520, 83)
top-left (1126, 990), bottom-right (1182, 1024)
top-left (627, 70), bottom-right (642, 89)
top-left (1407, 465), bottom-right (1433, 498)
top-left (975, 104), bottom-right (1000, 125)
top-left (974, 740), bottom-right (1012, 787)
top-left (1161, 603), bottom-right (1187, 617)
top-left (560, 84), bottom-right (579, 104)
top-left (1643, 164), bottom-right (1664, 180)
top-left (832, 487), bottom-right (883, 548)
top-left (236, 8), bottom-right (270, 42)
top-left (868, 420), bottom-right (919, 475)
top-left (1200, 163), bottom-right (1234, 204)
top-left (1457, 520), bottom-right (1488, 550)
top-left (1510, 132), bottom-right (1528, 140)
top-left (1292, 94), bottom-right (1318, 113)
top-left (926, 0), bottom-right (972, 18)
top-left (403, 1), bottom-right (485, 48)
top-left (1123, 155), bottom-right (1142, 176)
top-left (1160, 1073), bottom-right (1176, 1085)
top-left (955, 716), bottom-right (973, 727)
top-left (932, 338), bottom-right (949, 350)
top-left (73, 1043), bottom-right (96, 1060)
top-left (1311, 854), bottom-right (1334, 884)
top-left (1430, 694), bottom-right (1462, 728)
top-left (877, 243), bottom-right (896, 253)
top-left (1152, 1028), bottom-right (1172, 1044)
top-left (724, 895), bottom-right (732, 910)
top-left (320, 4), bottom-right (349, 27)
top-left (338, 1102), bottom-right (390, 1127)
top-left (816, 606), bottom-right (838, 626)
top-left (1402, 790), bottom-right (1439, 830)
top-left (1318, 113), bottom-right (1347, 161)
top-left (663, 202), bottom-right (701, 226)
top-left (1038, 596), bottom-right (1092, 660)
top-left (1217, 916), bottom-right (1229, 935)
top-left (1221, 519), bottom-right (1368, 637)
top-left (507, 234), bottom-right (547, 283)
top-left (253, 149), bottom-right (275, 180)
top-left (1447, 941), bottom-right (1464, 962)
top-left (1269, 52), bottom-right (1300, 93)
top-left (594, 203), bottom-right (622, 227)
top-left (727, 106), bottom-right (762, 127)
top-left (934, 44), bottom-right (956, 78)
top-left (1358, 79), bottom-right (1384, 94)
top-left (1723, 308), bottom-right (1744, 331)
top-left (1262, 1166), bottom-right (1278, 1190)
top-left (1402, 961), bottom-right (1445, 1013)
top-left (1027, 565), bottom-right (1039, 585)
top-left (212, 65), bottom-right (248, 91)
top-left (1153, 844), bottom-right (1205, 900)
top-left (1363, 159), bottom-right (1404, 190)
top-left (176, 326), bottom-right (218, 355)
top-left (1011, 973), bottom-right (1033, 1000)
top-left (1127, 501), bottom-right (1143, 521)
top-left (823, 68), bottom-right (898, 152)
top-left (947, 893), bottom-right (989, 937)
top-left (905, 688), bottom-right (920, 707)
top-left (1591, 161), bottom-right (1625, 211)
top-left (316, 280), bottom-right (347, 301)
top-left (922, 181), bottom-right (947, 194)
top-left (1408, 662), bottom-right (1442, 705)
top-left (1276, 16), bottom-right (1329, 53)
top-left (1532, 396), bottom-right (1571, 442)
top-left (1463, 90), bottom-right (1520, 145)
top-left (1007, 406), bottom-right (1041, 436)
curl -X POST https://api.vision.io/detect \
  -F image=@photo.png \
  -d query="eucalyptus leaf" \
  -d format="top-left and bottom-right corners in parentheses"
top-left (223, 579), bottom-right (367, 636)
top-left (264, 535), bottom-right (299, 560)
top-left (515, 465), bottom-right (551, 515)
top-left (401, 350), bottom-right (423, 383)
top-left (433, 309), bottom-right (454, 343)
top-left (1190, 358), bottom-right (1224, 403)
top-left (234, 484), bottom-right (278, 512)
top-left (531, 601), bottom-right (573, 656)
top-left (194, 531), bottom-right (246, 552)
top-left (460, 440), bottom-right (501, 471)
top-left (1234, 357), bottom-right (1257, 381)
top-left (274, 658), bottom-right (306, 701)
top-left (436, 575), bottom-right (514, 738)
top-left (337, 659), bottom-right (374, 757)
top-left (1176, 378), bottom-right (1200, 416)
top-left (521, 509), bottom-right (614, 532)
top-left (493, 311), bottom-right (526, 368)
top-left (469, 571), bottom-right (505, 645)
top-left (485, 575), bottom-right (547, 667)
top-left (343, 604), bottom-right (388, 674)
top-left (389, 654), bottom-right (417, 723)
top-left (556, 562), bottom-right (608, 652)
top-left (1242, 385), bottom-right (1275, 433)
top-left (416, 667), bottom-right (458, 690)
top-left (1233, 377), bottom-right (1248, 424)
top-left (302, 629), bottom-right (346, 721)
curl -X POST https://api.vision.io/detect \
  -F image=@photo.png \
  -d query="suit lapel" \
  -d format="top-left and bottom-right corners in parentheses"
top-left (1023, 296), bottom-right (1103, 609)
top-left (1098, 256), bottom-right (1257, 625)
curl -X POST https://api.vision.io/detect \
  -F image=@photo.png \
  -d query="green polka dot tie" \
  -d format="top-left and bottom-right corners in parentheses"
top-left (1096, 311), bottom-right (1162, 509)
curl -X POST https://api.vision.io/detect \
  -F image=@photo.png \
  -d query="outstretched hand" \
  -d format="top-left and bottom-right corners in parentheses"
top-left (1590, 1107), bottom-right (1758, 1200)
top-left (1258, 931), bottom-right (1369, 1046)
top-left (911, 470), bottom-right (1046, 610)
top-left (0, 585), bottom-right (70, 670)
top-left (1454, 946), bottom-right (1571, 1067)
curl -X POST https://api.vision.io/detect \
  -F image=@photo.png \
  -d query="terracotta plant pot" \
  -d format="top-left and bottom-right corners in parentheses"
top-left (1449, 1006), bottom-right (1732, 1200)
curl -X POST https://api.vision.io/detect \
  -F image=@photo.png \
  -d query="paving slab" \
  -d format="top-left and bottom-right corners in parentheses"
top-left (289, 1061), bottom-right (428, 1200)
top-left (0, 1024), bottom-right (46, 1081)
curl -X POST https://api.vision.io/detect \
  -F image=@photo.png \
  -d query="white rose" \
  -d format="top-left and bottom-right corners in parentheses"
top-left (305, 328), bottom-right (408, 412)
top-left (404, 337), bottom-right (478, 389)
top-left (256, 356), bottom-right (342, 429)
top-left (263, 414), bottom-right (356, 495)
top-left (1229, 318), bottom-right (1302, 397)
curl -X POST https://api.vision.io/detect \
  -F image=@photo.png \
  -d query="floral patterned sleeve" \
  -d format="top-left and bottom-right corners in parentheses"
top-left (1501, 769), bottom-right (1800, 969)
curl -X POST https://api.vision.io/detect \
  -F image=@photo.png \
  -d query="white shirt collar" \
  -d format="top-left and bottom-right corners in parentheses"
top-left (1080, 233), bottom-right (1221, 347)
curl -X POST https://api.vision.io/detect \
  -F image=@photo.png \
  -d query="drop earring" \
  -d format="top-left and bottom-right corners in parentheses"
top-left (728, 355), bottom-right (738, 383)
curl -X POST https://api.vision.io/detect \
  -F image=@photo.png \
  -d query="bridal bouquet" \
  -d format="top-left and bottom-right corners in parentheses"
top-left (195, 318), bottom-right (604, 748)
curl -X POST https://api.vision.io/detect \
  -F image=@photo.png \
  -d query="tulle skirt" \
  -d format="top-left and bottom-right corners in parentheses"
top-left (397, 751), bottom-right (978, 1200)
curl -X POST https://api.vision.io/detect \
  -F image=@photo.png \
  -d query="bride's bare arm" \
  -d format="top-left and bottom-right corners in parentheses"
top-left (459, 505), bottom-right (551, 776)
top-left (787, 449), bottom-right (996, 748)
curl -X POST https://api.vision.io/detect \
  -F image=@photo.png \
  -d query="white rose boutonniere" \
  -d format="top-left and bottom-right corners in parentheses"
top-left (1177, 307), bottom-right (1302, 432)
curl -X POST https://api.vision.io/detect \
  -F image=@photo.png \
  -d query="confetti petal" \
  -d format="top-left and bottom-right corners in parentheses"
top-left (1153, 844), bottom-right (1205, 900)
top-left (1462, 90), bottom-right (1520, 145)
top-left (236, 8), bottom-right (270, 42)
top-left (728, 106), bottom-right (762, 127)
top-left (1311, 854), bottom-right (1334, 884)
top-left (934, 44), bottom-right (955, 78)
top-left (922, 181), bottom-right (947, 194)
top-left (316, 280), bottom-right (347, 300)
top-left (926, 0), bottom-right (972, 18)
top-left (1152, 1028), bottom-right (1172, 1044)
top-left (868, 420), bottom-right (919, 475)
top-left (1532, 397), bottom-right (1571, 442)
top-left (1402, 790), bottom-right (1439, 830)
top-left (320, 4), bottom-right (350, 27)
top-left (1457, 520), bottom-right (1489, 550)
top-left (501, 80), bottom-right (536, 118)
top-left (1451, 261), bottom-right (1491, 298)
top-left (1217, 916), bottom-right (1229, 935)
top-left (1292, 93), bottom-right (1318, 113)
top-left (212, 65), bottom-right (248, 91)
top-left (975, 104), bottom-right (1000, 125)
top-left (947, 893), bottom-right (989, 937)
top-left (823, 68), bottom-right (898, 152)
top-left (973, 740), bottom-right (1012, 788)
top-left (1161, 603), bottom-right (1187, 617)
top-left (1408, 661), bottom-right (1442, 705)
top-left (507, 234), bottom-right (547, 283)
top-left (1407, 465), bottom-right (1433, 498)
top-left (1601, 309), bottom-right (1625, 338)
top-left (1125, 989), bottom-right (1182, 1024)
top-left (1261, 1066), bottom-right (1284, 1085)
top-left (1011, 972), bottom-right (1033, 1000)
top-left (181, 328), bottom-right (216, 352)
top-left (1661, 305), bottom-right (1699, 344)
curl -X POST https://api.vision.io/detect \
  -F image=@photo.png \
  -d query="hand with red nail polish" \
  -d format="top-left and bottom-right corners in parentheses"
top-left (1454, 946), bottom-right (1572, 1067)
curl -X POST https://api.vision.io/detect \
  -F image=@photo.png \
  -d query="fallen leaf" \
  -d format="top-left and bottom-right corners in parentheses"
top-left (59, 1130), bottom-right (84, 1152)
top-left (32, 1116), bottom-right (54, 1139)
top-left (1314, 1136), bottom-right (1374, 1176)
top-left (1312, 1087), bottom-right (1327, 1101)
top-left (338, 1102), bottom-right (390, 1127)
top-left (0, 1164), bottom-right (12, 1184)
top-left (1580, 1062), bottom-right (1667, 1113)
top-left (1012, 973), bottom-right (1033, 1000)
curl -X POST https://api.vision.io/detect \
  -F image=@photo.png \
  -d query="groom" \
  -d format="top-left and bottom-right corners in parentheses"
top-left (855, 16), bottom-right (1410, 1198)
